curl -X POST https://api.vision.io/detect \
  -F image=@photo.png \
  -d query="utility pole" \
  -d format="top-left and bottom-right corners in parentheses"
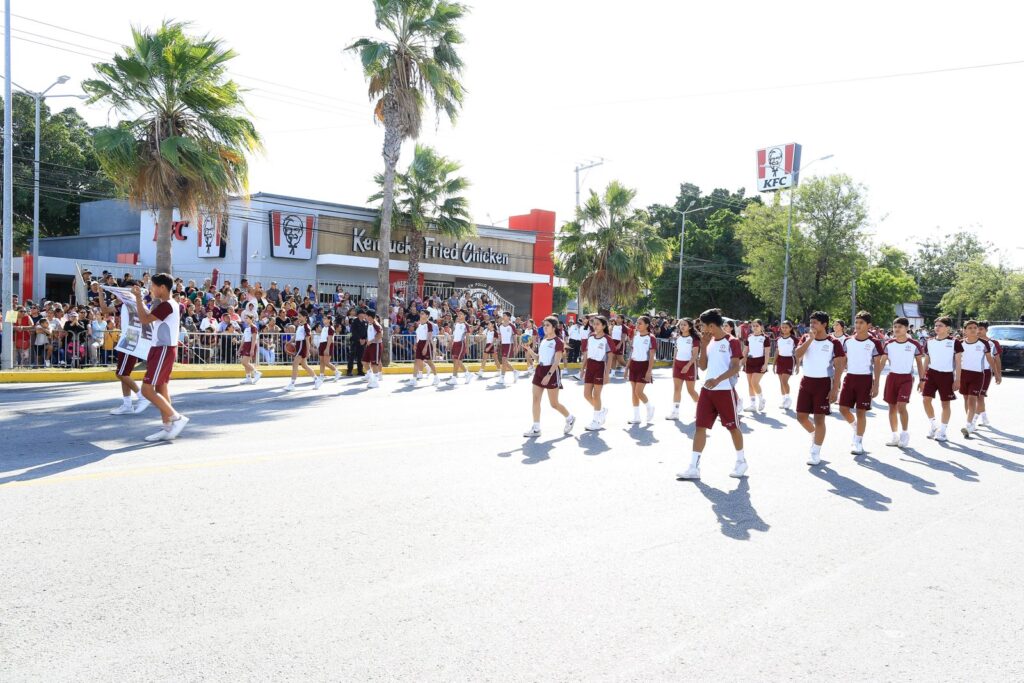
top-left (780, 189), bottom-right (796, 323)
top-left (674, 201), bottom-right (711, 319)
top-left (573, 158), bottom-right (603, 314)
top-left (2, 0), bottom-right (14, 370)
top-left (851, 263), bottom-right (857, 324)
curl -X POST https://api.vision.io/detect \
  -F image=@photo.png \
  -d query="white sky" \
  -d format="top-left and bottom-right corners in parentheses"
top-left (8, 0), bottom-right (1024, 267)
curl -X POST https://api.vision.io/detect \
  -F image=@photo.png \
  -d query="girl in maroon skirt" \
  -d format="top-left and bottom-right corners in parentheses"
top-left (668, 317), bottom-right (700, 420)
top-left (582, 315), bottom-right (612, 431)
top-left (626, 315), bottom-right (657, 425)
top-left (742, 318), bottom-right (771, 413)
top-left (523, 316), bottom-right (575, 438)
top-left (477, 320), bottom-right (498, 379)
top-left (774, 320), bottom-right (799, 410)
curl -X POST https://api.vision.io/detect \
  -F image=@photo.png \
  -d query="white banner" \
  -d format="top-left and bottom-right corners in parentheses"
top-left (102, 286), bottom-right (153, 361)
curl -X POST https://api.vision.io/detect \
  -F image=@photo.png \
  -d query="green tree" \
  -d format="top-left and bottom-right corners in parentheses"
top-left (552, 286), bottom-right (571, 314)
top-left (0, 93), bottom-right (116, 251)
top-left (556, 181), bottom-right (671, 313)
top-left (736, 174), bottom-right (870, 322)
top-left (348, 0), bottom-right (468, 357)
top-left (369, 144), bottom-right (472, 300)
top-left (874, 245), bottom-right (911, 275)
top-left (910, 231), bottom-right (990, 321)
top-left (83, 21), bottom-right (261, 274)
top-left (853, 267), bottom-right (920, 323)
top-left (940, 259), bottom-right (1024, 322)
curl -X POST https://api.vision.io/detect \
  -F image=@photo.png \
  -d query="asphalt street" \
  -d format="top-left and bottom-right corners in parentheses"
top-left (1, 368), bottom-right (1023, 682)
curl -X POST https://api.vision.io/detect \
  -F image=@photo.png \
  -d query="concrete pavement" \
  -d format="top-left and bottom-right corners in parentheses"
top-left (1, 369), bottom-right (1022, 681)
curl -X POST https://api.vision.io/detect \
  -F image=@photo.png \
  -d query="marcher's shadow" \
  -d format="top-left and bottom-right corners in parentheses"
top-left (808, 462), bottom-right (892, 511)
top-left (623, 423), bottom-right (659, 447)
top-left (901, 446), bottom-right (979, 482)
top-left (692, 479), bottom-right (770, 541)
top-left (577, 430), bottom-right (611, 456)
top-left (855, 453), bottom-right (938, 495)
top-left (940, 439), bottom-right (1024, 473)
top-left (671, 419), bottom-right (696, 439)
top-left (973, 432), bottom-right (1024, 458)
top-left (747, 412), bottom-right (786, 430)
top-left (0, 442), bottom-right (167, 486)
top-left (497, 434), bottom-right (571, 465)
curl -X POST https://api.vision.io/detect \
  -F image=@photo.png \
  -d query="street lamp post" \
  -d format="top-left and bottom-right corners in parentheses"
top-left (779, 153), bottom-right (834, 322)
top-left (673, 201), bottom-right (711, 319)
top-left (2, 0), bottom-right (13, 371)
top-left (573, 159), bottom-right (603, 314)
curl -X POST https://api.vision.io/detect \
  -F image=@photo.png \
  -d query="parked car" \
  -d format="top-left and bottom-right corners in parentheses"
top-left (987, 325), bottom-right (1024, 373)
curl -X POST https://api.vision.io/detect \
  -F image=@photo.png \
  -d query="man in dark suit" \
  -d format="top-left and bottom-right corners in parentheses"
top-left (347, 307), bottom-right (368, 376)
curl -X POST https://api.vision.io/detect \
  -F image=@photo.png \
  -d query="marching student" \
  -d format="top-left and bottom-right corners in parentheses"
top-left (741, 318), bottom-right (771, 413)
top-left (477, 319), bottom-right (499, 379)
top-left (286, 310), bottom-right (320, 391)
top-left (131, 275), bottom-right (189, 442)
top-left (523, 316), bottom-right (575, 438)
top-left (98, 280), bottom-right (149, 415)
top-left (362, 310), bottom-right (384, 388)
top-left (583, 315), bottom-right (612, 430)
top-left (626, 315), bottom-right (657, 424)
top-left (881, 316), bottom-right (926, 448)
top-left (577, 314), bottom-right (592, 383)
top-left (315, 318), bottom-right (341, 382)
top-left (676, 308), bottom-right (747, 480)
top-left (609, 315), bottom-right (625, 378)
top-left (409, 309), bottom-right (440, 386)
top-left (975, 321), bottom-right (1002, 427)
top-left (836, 311), bottom-right (884, 454)
top-left (959, 320), bottom-right (999, 438)
top-left (238, 312), bottom-right (262, 385)
top-left (919, 316), bottom-right (961, 442)
top-left (447, 309), bottom-right (472, 385)
top-left (774, 320), bottom-right (800, 410)
top-left (497, 311), bottom-right (518, 385)
top-left (667, 317), bottom-right (700, 421)
top-left (794, 311), bottom-right (846, 465)
top-left (832, 320), bottom-right (849, 341)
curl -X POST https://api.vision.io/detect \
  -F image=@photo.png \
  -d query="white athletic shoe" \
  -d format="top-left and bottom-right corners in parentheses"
top-left (676, 466), bottom-right (701, 480)
top-left (564, 415), bottom-right (576, 435)
top-left (251, 371), bottom-right (262, 385)
top-left (367, 375), bottom-right (379, 389)
top-left (285, 382), bottom-right (296, 392)
top-left (627, 415), bottom-right (642, 425)
top-left (406, 377), bottom-right (418, 386)
top-left (782, 396), bottom-right (793, 410)
top-left (743, 400), bottom-right (756, 413)
top-left (851, 441), bottom-right (864, 455)
top-left (645, 403), bottom-right (656, 423)
top-left (980, 414), bottom-right (991, 427)
top-left (144, 426), bottom-right (171, 442)
top-left (935, 431), bottom-right (947, 442)
top-left (598, 408), bottom-right (608, 425)
top-left (585, 419), bottom-right (602, 431)
top-left (523, 425), bottom-right (541, 438)
top-left (476, 371), bottom-right (485, 379)
top-left (133, 399), bottom-right (150, 415)
top-left (432, 375), bottom-right (440, 386)
top-left (807, 452), bottom-right (822, 466)
top-left (240, 376), bottom-right (252, 385)
top-left (961, 424), bottom-right (974, 439)
top-left (447, 377), bottom-right (458, 386)
top-left (899, 432), bottom-right (910, 449)
top-left (314, 376), bottom-right (324, 390)
top-left (757, 397), bottom-right (766, 412)
top-left (464, 373), bottom-right (472, 383)
top-left (334, 370), bottom-right (342, 382)
top-left (885, 436), bottom-right (900, 447)
top-left (512, 372), bottom-right (519, 384)
top-left (666, 408), bottom-right (680, 421)
top-left (165, 415), bottom-right (190, 440)
top-left (926, 424), bottom-right (937, 439)
top-left (730, 461), bottom-right (749, 478)
top-left (497, 376), bottom-right (506, 386)
top-left (109, 403), bottom-right (133, 415)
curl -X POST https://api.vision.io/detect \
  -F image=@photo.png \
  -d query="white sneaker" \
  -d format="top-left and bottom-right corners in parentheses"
top-left (782, 396), bottom-right (793, 410)
top-left (627, 415), bottom-right (642, 425)
top-left (961, 425), bottom-right (974, 439)
top-left (285, 382), bottom-right (296, 392)
top-left (464, 373), bottom-right (472, 383)
top-left (476, 371), bottom-right (485, 379)
top-left (926, 425), bottom-right (937, 439)
top-left (899, 433), bottom-right (910, 449)
top-left (334, 370), bottom-right (342, 382)
top-left (676, 466), bottom-right (701, 480)
top-left (447, 377), bottom-right (458, 386)
top-left (314, 376), bottom-right (324, 390)
top-left (144, 426), bottom-right (171, 442)
top-left (165, 414), bottom-right (190, 440)
top-left (744, 401), bottom-right (756, 413)
top-left (497, 377), bottom-right (506, 386)
top-left (935, 431), bottom-right (947, 442)
top-left (432, 375), bottom-right (440, 386)
top-left (645, 404), bottom-right (656, 423)
top-left (807, 452), bottom-right (822, 466)
top-left (512, 372), bottom-right (519, 383)
top-left (666, 409), bottom-right (680, 421)
top-left (585, 419), bottom-right (602, 431)
top-left (851, 441), bottom-right (864, 455)
top-left (109, 403), bottom-right (133, 415)
top-left (885, 436), bottom-right (900, 447)
top-left (598, 408), bottom-right (608, 425)
top-left (564, 415), bottom-right (576, 435)
top-left (757, 397), bottom-right (766, 412)
top-left (133, 399), bottom-right (150, 415)
top-left (44, 360), bottom-right (51, 368)
top-left (251, 371), bottom-right (262, 385)
top-left (240, 376), bottom-right (252, 385)
top-left (730, 461), bottom-right (749, 478)
top-left (367, 375), bottom-right (379, 389)
top-left (523, 425), bottom-right (541, 438)
top-left (406, 377), bottom-right (418, 386)
top-left (980, 414), bottom-right (991, 427)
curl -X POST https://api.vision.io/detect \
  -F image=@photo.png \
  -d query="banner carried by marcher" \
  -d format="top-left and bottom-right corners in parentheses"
top-left (102, 286), bottom-right (153, 360)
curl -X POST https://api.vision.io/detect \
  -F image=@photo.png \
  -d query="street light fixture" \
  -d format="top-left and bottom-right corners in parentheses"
top-left (780, 153), bottom-right (834, 322)
top-left (673, 201), bottom-right (711, 319)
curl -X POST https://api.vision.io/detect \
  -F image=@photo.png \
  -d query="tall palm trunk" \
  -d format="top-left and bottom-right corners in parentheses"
top-left (377, 95), bottom-right (403, 366)
top-left (406, 227), bottom-right (422, 304)
top-left (156, 206), bottom-right (174, 274)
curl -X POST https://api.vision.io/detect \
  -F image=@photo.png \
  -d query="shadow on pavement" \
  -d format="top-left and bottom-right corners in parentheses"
top-left (577, 430), bottom-right (611, 456)
top-left (855, 453), bottom-right (938, 495)
top-left (692, 479), bottom-right (770, 541)
top-left (497, 434), bottom-right (572, 465)
top-left (623, 423), bottom-right (659, 447)
top-left (900, 446), bottom-right (979, 483)
top-left (940, 439), bottom-right (1024, 473)
top-left (972, 431), bottom-right (1024, 458)
top-left (746, 412), bottom-right (787, 430)
top-left (808, 462), bottom-right (892, 511)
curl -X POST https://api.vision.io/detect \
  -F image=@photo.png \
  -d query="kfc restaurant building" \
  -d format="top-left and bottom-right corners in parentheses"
top-left (136, 193), bottom-right (556, 321)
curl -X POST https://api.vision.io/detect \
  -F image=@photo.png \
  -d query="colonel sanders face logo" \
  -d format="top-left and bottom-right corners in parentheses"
top-left (767, 148), bottom-right (783, 177)
top-left (202, 216), bottom-right (216, 253)
top-left (282, 214), bottom-right (304, 255)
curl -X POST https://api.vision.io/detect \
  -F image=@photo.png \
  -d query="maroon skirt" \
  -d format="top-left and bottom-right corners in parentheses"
top-left (532, 364), bottom-right (563, 389)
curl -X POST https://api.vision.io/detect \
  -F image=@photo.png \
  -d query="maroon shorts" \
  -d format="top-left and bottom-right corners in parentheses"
top-left (609, 339), bottom-right (622, 355)
top-left (672, 359), bottom-right (697, 381)
top-left (838, 373), bottom-right (873, 410)
top-left (294, 340), bottom-right (308, 359)
top-left (982, 369), bottom-right (993, 396)
top-left (922, 370), bottom-right (956, 402)
top-left (318, 341), bottom-right (330, 357)
top-left (797, 376), bottom-right (833, 415)
top-left (362, 342), bottom-right (381, 365)
top-left (415, 340), bottom-right (431, 361)
top-left (960, 369), bottom-right (984, 397)
top-left (583, 358), bottom-right (607, 385)
top-left (484, 343), bottom-right (495, 354)
top-left (532, 364), bottom-right (562, 389)
top-left (884, 372), bottom-right (915, 405)
top-left (143, 346), bottom-right (175, 386)
top-left (627, 359), bottom-right (652, 383)
top-left (775, 356), bottom-right (794, 375)
top-left (115, 350), bottom-right (137, 377)
top-left (500, 343), bottom-right (512, 359)
top-left (695, 388), bottom-right (739, 430)
top-left (451, 341), bottom-right (466, 360)
top-left (239, 341), bottom-right (256, 358)
top-left (744, 356), bottom-right (768, 374)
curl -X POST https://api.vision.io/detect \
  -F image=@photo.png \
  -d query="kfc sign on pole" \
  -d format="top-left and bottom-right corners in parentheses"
top-left (756, 143), bottom-right (802, 192)
top-left (269, 210), bottom-right (315, 260)
top-left (197, 214), bottom-right (226, 258)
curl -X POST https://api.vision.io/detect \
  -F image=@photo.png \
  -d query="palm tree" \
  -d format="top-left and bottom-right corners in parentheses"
top-left (557, 181), bottom-right (671, 313)
top-left (83, 21), bottom-right (261, 274)
top-left (347, 0), bottom-right (467, 342)
top-left (369, 144), bottom-right (473, 300)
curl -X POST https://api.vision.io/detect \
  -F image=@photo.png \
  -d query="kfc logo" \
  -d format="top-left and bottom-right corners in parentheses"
top-left (197, 214), bottom-right (226, 258)
top-left (269, 210), bottom-right (315, 260)
top-left (757, 143), bottom-right (802, 192)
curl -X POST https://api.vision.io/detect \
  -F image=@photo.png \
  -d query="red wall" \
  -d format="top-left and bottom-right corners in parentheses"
top-left (508, 209), bottom-right (556, 324)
